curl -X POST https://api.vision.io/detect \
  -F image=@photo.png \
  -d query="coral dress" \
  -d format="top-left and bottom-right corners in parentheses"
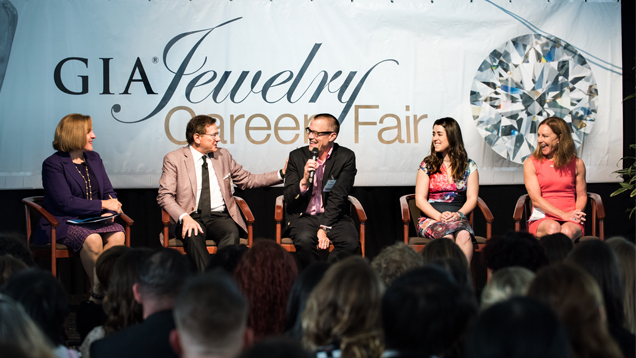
top-left (527, 156), bottom-right (584, 235)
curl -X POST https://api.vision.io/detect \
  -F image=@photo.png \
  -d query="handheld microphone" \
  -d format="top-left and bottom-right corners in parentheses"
top-left (308, 148), bottom-right (319, 184)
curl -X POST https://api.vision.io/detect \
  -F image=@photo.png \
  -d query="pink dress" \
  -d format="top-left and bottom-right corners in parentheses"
top-left (527, 156), bottom-right (584, 235)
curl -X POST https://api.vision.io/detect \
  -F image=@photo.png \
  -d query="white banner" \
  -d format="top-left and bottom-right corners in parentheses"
top-left (0, 0), bottom-right (623, 188)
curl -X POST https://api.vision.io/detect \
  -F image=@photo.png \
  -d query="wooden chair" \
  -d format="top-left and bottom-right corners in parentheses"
top-left (161, 197), bottom-right (254, 254)
top-left (400, 194), bottom-right (494, 252)
top-left (274, 195), bottom-right (367, 257)
top-left (23, 196), bottom-right (133, 277)
top-left (512, 192), bottom-right (605, 241)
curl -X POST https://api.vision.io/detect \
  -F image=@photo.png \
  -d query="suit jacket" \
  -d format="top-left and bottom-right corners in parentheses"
top-left (90, 310), bottom-right (177, 358)
top-left (157, 146), bottom-right (281, 232)
top-left (34, 151), bottom-right (116, 244)
top-left (283, 143), bottom-right (357, 228)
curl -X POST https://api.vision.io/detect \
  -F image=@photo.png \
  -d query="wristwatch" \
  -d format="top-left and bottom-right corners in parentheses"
top-left (320, 226), bottom-right (331, 235)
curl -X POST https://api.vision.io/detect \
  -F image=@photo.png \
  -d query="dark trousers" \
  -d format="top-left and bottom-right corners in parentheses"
top-left (288, 213), bottom-right (359, 268)
top-left (176, 211), bottom-right (239, 272)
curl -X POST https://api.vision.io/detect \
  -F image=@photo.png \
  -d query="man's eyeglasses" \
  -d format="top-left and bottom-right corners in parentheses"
top-left (200, 132), bottom-right (220, 138)
top-left (305, 127), bottom-right (333, 137)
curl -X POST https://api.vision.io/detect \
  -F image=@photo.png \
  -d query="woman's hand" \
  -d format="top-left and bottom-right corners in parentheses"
top-left (440, 211), bottom-right (460, 223)
top-left (101, 212), bottom-right (115, 223)
top-left (562, 210), bottom-right (586, 223)
top-left (102, 198), bottom-right (122, 213)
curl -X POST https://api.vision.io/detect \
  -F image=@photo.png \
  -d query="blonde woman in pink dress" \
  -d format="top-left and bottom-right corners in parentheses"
top-left (523, 117), bottom-right (587, 240)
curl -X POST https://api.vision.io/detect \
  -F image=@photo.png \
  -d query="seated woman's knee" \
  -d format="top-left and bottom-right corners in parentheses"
top-left (107, 232), bottom-right (125, 245)
top-left (561, 225), bottom-right (581, 239)
top-left (544, 221), bottom-right (562, 235)
top-left (82, 234), bottom-right (104, 253)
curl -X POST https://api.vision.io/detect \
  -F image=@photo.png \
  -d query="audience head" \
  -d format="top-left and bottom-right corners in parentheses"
top-left (102, 248), bottom-right (151, 336)
top-left (480, 266), bottom-right (535, 310)
top-left (0, 254), bottom-right (28, 286)
top-left (481, 231), bottom-right (548, 273)
top-left (172, 272), bottom-right (249, 358)
top-left (0, 269), bottom-right (68, 346)
top-left (606, 236), bottom-right (636, 333)
top-left (206, 244), bottom-right (249, 275)
top-left (527, 263), bottom-right (622, 358)
top-left (95, 245), bottom-right (130, 292)
top-left (0, 294), bottom-right (56, 358)
top-left (428, 257), bottom-right (474, 296)
top-left (466, 297), bottom-right (570, 358)
top-left (302, 256), bottom-right (384, 358)
top-left (370, 242), bottom-right (423, 287)
top-left (565, 239), bottom-right (624, 327)
top-left (234, 239), bottom-right (298, 339)
top-left (539, 233), bottom-right (574, 264)
top-left (135, 248), bottom-right (192, 305)
top-left (52, 113), bottom-right (92, 152)
top-left (237, 337), bottom-right (313, 358)
top-left (383, 265), bottom-right (477, 357)
top-left (0, 232), bottom-right (35, 267)
top-left (284, 262), bottom-right (330, 341)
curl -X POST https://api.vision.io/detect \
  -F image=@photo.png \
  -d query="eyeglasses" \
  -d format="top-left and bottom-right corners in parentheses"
top-left (305, 127), bottom-right (333, 137)
top-left (200, 132), bottom-right (220, 138)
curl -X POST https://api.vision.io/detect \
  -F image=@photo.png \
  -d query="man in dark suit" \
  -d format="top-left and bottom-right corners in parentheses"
top-left (284, 113), bottom-right (359, 267)
top-left (91, 248), bottom-right (192, 358)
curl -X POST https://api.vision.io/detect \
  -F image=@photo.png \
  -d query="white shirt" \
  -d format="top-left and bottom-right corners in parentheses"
top-left (178, 146), bottom-right (225, 222)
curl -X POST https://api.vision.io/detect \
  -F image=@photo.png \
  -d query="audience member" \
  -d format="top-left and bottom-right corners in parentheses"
top-left (370, 242), bottom-right (423, 287)
top-left (0, 232), bottom-right (35, 267)
top-left (428, 258), bottom-right (474, 297)
top-left (0, 294), bottom-right (56, 358)
top-left (539, 232), bottom-right (573, 264)
top-left (302, 256), bottom-right (384, 358)
top-left (206, 244), bottom-right (249, 274)
top-left (91, 248), bottom-right (192, 358)
top-left (480, 266), bottom-right (534, 310)
top-left (466, 297), bottom-right (570, 358)
top-left (383, 266), bottom-right (477, 358)
top-left (171, 272), bottom-right (251, 358)
top-left (606, 236), bottom-right (636, 334)
top-left (234, 239), bottom-right (298, 339)
top-left (0, 254), bottom-right (28, 286)
top-left (421, 239), bottom-right (471, 286)
top-left (237, 337), bottom-right (313, 358)
top-left (481, 231), bottom-right (548, 274)
top-left (1, 269), bottom-right (77, 358)
top-left (566, 239), bottom-right (635, 357)
top-left (528, 263), bottom-right (623, 358)
top-left (284, 262), bottom-right (330, 341)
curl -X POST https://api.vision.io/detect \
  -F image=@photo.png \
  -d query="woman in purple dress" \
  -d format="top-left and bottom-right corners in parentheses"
top-left (35, 114), bottom-right (125, 287)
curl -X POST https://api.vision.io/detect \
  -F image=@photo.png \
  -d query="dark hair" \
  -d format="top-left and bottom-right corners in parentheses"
top-left (206, 244), bottom-right (249, 274)
top-left (95, 245), bottom-right (130, 292)
top-left (313, 113), bottom-right (340, 135)
top-left (284, 262), bottom-right (330, 341)
top-left (532, 117), bottom-right (577, 169)
top-left (539, 233), bottom-right (574, 264)
top-left (138, 248), bottom-right (192, 298)
top-left (234, 239), bottom-right (298, 339)
top-left (370, 242), bottom-right (423, 287)
top-left (565, 239), bottom-right (624, 327)
top-left (185, 115), bottom-right (217, 145)
top-left (466, 297), bottom-right (571, 358)
top-left (0, 232), bottom-right (35, 267)
top-left (0, 254), bottom-right (28, 286)
top-left (174, 272), bottom-right (248, 356)
top-left (481, 231), bottom-right (548, 273)
top-left (428, 258), bottom-right (474, 296)
top-left (238, 337), bottom-right (314, 358)
top-left (423, 117), bottom-right (468, 182)
top-left (383, 265), bottom-right (476, 357)
top-left (421, 239), bottom-right (471, 286)
top-left (102, 248), bottom-right (152, 336)
top-left (606, 237), bottom-right (636, 333)
top-left (0, 269), bottom-right (69, 346)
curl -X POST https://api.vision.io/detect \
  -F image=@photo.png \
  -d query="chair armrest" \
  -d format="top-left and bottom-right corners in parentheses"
top-left (477, 197), bottom-right (494, 223)
top-left (275, 195), bottom-right (284, 222)
top-left (399, 194), bottom-right (413, 224)
top-left (162, 209), bottom-right (171, 226)
top-left (22, 198), bottom-right (59, 227)
top-left (119, 213), bottom-right (134, 227)
top-left (513, 194), bottom-right (529, 222)
top-left (587, 192), bottom-right (605, 219)
top-left (347, 196), bottom-right (367, 223)
top-left (235, 197), bottom-right (255, 224)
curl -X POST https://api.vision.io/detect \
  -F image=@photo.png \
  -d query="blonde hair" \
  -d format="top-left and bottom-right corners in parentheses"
top-left (606, 236), bottom-right (636, 333)
top-left (480, 266), bottom-right (535, 310)
top-left (52, 113), bottom-right (92, 152)
top-left (531, 117), bottom-right (577, 168)
top-left (302, 257), bottom-right (385, 358)
top-left (0, 294), bottom-right (56, 358)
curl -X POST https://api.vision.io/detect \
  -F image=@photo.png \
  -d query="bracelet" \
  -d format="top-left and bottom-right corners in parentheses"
top-left (457, 211), bottom-right (466, 220)
top-left (89, 286), bottom-right (105, 300)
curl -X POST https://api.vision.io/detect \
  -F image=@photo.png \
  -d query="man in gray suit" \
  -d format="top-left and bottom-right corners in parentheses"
top-left (158, 115), bottom-right (286, 271)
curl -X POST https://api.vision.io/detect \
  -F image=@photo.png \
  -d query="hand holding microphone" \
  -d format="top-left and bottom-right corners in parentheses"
top-left (308, 148), bottom-right (319, 184)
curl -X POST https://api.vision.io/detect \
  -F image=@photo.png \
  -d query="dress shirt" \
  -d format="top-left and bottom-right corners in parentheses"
top-left (178, 146), bottom-right (225, 222)
top-left (300, 146), bottom-right (333, 216)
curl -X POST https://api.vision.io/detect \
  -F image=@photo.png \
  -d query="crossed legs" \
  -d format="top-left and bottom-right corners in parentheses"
top-left (79, 231), bottom-right (125, 286)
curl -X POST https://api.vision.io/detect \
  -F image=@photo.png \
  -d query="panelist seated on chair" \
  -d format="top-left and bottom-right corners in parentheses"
top-left (523, 117), bottom-right (587, 241)
top-left (157, 115), bottom-right (285, 272)
top-left (283, 113), bottom-right (359, 268)
top-left (34, 113), bottom-right (125, 286)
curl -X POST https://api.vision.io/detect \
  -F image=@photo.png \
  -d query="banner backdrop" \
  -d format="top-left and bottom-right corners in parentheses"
top-left (0, 0), bottom-right (623, 188)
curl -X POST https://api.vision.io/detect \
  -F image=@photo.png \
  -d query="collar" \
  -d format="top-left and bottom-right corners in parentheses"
top-left (189, 145), bottom-right (209, 162)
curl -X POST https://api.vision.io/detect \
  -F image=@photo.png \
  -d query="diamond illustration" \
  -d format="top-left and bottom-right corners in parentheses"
top-left (470, 34), bottom-right (598, 164)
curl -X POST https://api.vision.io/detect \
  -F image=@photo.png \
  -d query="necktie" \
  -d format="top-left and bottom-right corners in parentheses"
top-left (198, 155), bottom-right (211, 223)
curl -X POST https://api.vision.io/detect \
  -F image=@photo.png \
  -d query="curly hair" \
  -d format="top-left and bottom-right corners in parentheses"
top-left (423, 117), bottom-right (469, 182)
top-left (102, 248), bottom-right (151, 336)
top-left (481, 232), bottom-right (548, 273)
top-left (303, 256), bottom-right (385, 358)
top-left (371, 242), bottom-right (423, 287)
top-left (234, 239), bottom-right (298, 339)
top-left (531, 117), bottom-right (577, 169)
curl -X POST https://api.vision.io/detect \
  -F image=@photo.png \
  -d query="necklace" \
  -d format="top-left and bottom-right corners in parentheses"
top-left (74, 156), bottom-right (93, 200)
